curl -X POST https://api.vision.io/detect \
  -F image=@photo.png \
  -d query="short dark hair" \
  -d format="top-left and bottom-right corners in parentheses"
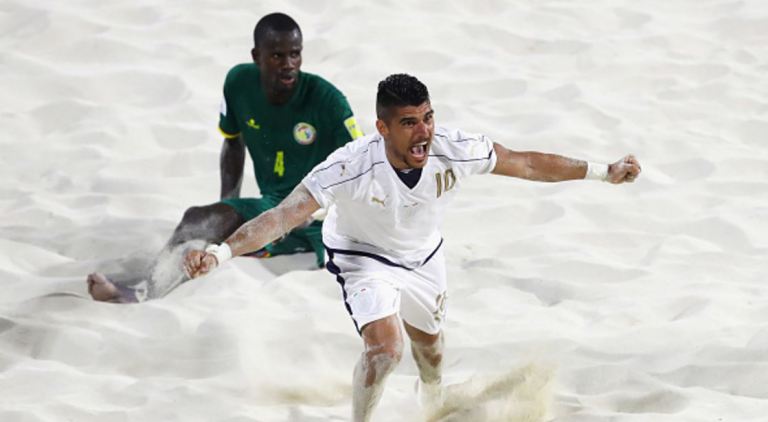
top-left (253, 13), bottom-right (301, 47)
top-left (376, 74), bottom-right (430, 120)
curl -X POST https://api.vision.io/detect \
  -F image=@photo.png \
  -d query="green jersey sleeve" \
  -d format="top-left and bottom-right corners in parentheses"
top-left (323, 84), bottom-right (364, 147)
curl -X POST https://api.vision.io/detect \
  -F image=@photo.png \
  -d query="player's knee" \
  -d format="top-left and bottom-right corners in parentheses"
top-left (181, 205), bottom-right (208, 224)
top-left (367, 348), bottom-right (402, 378)
top-left (414, 341), bottom-right (442, 360)
top-left (367, 340), bottom-right (403, 367)
top-left (384, 343), bottom-right (403, 364)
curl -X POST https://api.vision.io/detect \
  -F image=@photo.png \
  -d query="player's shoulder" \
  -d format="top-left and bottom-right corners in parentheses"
top-left (301, 71), bottom-right (340, 91)
top-left (301, 71), bottom-right (348, 103)
top-left (326, 132), bottom-right (381, 165)
top-left (224, 63), bottom-right (258, 87)
top-left (432, 126), bottom-right (487, 144)
top-left (310, 133), bottom-right (382, 182)
top-left (431, 126), bottom-right (494, 160)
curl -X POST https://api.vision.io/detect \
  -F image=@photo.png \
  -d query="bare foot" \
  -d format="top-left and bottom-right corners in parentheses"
top-left (87, 273), bottom-right (121, 302)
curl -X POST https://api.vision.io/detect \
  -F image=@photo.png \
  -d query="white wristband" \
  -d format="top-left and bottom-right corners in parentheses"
top-left (586, 162), bottom-right (609, 181)
top-left (205, 242), bottom-right (232, 265)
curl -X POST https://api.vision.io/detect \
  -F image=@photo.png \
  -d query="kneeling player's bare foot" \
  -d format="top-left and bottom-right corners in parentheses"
top-left (87, 273), bottom-right (121, 302)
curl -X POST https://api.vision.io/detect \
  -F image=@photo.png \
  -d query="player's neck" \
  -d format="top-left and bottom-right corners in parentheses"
top-left (262, 79), bottom-right (296, 106)
top-left (385, 148), bottom-right (410, 171)
top-left (265, 89), bottom-right (293, 105)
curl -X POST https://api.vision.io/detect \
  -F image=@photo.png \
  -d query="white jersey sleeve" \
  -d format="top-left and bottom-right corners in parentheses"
top-left (302, 135), bottom-right (382, 209)
top-left (431, 127), bottom-right (497, 176)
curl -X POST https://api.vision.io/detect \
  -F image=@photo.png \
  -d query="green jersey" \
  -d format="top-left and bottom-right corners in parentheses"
top-left (219, 63), bottom-right (363, 200)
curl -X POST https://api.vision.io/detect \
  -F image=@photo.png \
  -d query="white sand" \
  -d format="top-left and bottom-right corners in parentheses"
top-left (1, 0), bottom-right (767, 420)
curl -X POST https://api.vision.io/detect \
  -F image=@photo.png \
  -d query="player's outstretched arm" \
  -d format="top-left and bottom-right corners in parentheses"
top-left (184, 184), bottom-right (321, 278)
top-left (490, 142), bottom-right (641, 184)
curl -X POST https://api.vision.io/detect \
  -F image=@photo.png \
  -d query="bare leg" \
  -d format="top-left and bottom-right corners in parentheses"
top-left (404, 321), bottom-right (444, 410)
top-left (352, 314), bottom-right (403, 422)
top-left (87, 202), bottom-right (244, 302)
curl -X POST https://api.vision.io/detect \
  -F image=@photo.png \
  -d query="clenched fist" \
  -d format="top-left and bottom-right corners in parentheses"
top-left (607, 155), bottom-right (642, 184)
top-left (184, 250), bottom-right (220, 279)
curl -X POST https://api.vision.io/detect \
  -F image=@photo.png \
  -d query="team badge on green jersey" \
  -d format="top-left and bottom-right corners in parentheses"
top-left (293, 122), bottom-right (317, 145)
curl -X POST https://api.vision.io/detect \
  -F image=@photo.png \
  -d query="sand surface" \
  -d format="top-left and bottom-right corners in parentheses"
top-left (1, 0), bottom-right (767, 420)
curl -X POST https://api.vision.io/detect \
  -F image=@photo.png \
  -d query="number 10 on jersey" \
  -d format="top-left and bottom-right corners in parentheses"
top-left (435, 169), bottom-right (456, 198)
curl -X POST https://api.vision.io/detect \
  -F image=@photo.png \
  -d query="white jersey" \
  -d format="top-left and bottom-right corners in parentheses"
top-left (302, 126), bottom-right (497, 269)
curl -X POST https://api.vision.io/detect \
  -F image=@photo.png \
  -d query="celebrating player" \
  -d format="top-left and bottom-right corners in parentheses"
top-left (184, 73), bottom-right (641, 420)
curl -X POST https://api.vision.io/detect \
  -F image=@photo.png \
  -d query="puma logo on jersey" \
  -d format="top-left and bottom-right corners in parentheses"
top-left (371, 196), bottom-right (387, 207)
top-left (246, 118), bottom-right (260, 130)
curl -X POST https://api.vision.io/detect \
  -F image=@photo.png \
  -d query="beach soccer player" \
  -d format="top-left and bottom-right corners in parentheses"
top-left (183, 73), bottom-right (641, 420)
top-left (87, 12), bottom-right (363, 303)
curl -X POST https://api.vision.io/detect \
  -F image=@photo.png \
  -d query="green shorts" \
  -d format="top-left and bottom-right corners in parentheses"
top-left (221, 196), bottom-right (324, 268)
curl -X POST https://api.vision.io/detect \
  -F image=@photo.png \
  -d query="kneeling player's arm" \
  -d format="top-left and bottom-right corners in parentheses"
top-left (224, 184), bottom-right (321, 257)
top-left (220, 136), bottom-right (245, 200)
top-left (491, 142), bottom-right (589, 182)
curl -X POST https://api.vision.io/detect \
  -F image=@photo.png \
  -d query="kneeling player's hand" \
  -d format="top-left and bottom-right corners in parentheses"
top-left (184, 250), bottom-right (219, 279)
top-left (607, 155), bottom-right (642, 184)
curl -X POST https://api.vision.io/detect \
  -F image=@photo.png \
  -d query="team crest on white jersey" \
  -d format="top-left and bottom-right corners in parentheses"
top-left (293, 122), bottom-right (317, 145)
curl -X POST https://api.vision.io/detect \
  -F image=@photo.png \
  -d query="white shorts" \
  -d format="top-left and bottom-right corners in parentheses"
top-left (326, 246), bottom-right (447, 335)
